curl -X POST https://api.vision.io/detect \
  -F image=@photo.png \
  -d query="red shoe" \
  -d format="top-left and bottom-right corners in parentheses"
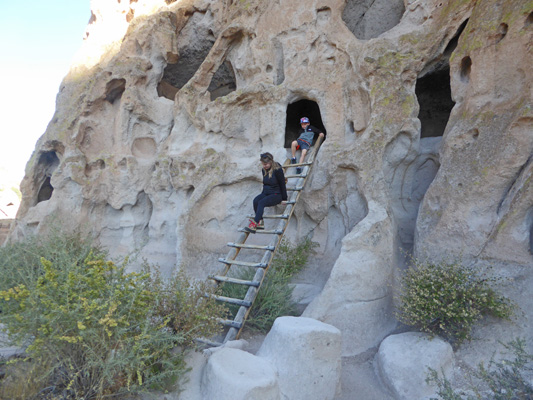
top-left (257, 219), bottom-right (265, 230)
top-left (244, 219), bottom-right (257, 233)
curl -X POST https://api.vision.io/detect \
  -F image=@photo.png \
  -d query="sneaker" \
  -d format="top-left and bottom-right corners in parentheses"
top-left (291, 157), bottom-right (297, 164)
top-left (244, 219), bottom-right (257, 233)
top-left (257, 219), bottom-right (265, 230)
top-left (296, 167), bottom-right (302, 174)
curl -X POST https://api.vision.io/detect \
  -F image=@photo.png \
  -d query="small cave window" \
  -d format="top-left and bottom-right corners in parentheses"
top-left (208, 60), bottom-right (237, 101)
top-left (526, 12), bottom-right (533, 28)
top-left (460, 56), bottom-right (472, 82)
top-left (37, 177), bottom-right (53, 203)
top-left (342, 0), bottom-right (405, 40)
top-left (284, 100), bottom-right (326, 148)
top-left (415, 68), bottom-right (455, 138)
top-left (496, 23), bottom-right (508, 43)
top-left (105, 79), bottom-right (126, 104)
top-left (35, 151), bottom-right (60, 204)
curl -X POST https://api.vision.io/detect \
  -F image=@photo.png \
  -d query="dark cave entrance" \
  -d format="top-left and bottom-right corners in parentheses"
top-left (208, 60), bottom-right (237, 101)
top-left (415, 19), bottom-right (466, 138)
top-left (157, 11), bottom-right (238, 101)
top-left (284, 100), bottom-right (326, 148)
top-left (415, 68), bottom-right (455, 138)
top-left (35, 151), bottom-right (60, 204)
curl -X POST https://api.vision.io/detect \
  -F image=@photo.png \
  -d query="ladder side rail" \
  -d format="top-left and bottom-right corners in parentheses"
top-left (223, 138), bottom-right (324, 342)
top-left (225, 226), bottom-right (285, 342)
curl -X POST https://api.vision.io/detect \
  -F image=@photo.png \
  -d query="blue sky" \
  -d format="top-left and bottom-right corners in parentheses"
top-left (0, 0), bottom-right (90, 187)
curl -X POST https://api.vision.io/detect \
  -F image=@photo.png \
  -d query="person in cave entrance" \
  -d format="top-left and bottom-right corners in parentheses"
top-left (291, 117), bottom-right (325, 174)
top-left (245, 152), bottom-right (288, 234)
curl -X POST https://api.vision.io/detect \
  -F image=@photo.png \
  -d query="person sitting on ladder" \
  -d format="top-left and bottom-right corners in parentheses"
top-left (245, 152), bottom-right (288, 233)
top-left (291, 117), bottom-right (325, 174)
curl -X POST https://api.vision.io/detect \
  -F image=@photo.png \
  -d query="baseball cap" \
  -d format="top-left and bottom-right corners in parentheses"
top-left (300, 117), bottom-right (310, 124)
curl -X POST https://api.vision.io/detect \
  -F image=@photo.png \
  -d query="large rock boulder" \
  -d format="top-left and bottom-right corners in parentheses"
top-left (303, 202), bottom-right (397, 356)
top-left (202, 347), bottom-right (280, 400)
top-left (256, 317), bottom-right (341, 400)
top-left (375, 332), bottom-right (454, 400)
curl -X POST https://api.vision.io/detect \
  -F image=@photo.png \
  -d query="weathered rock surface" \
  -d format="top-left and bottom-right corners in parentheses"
top-left (303, 201), bottom-right (396, 356)
top-left (414, 0), bottom-right (533, 265)
top-left (202, 347), bottom-right (280, 400)
top-left (375, 332), bottom-right (454, 400)
top-left (256, 317), bottom-right (342, 400)
top-left (7, 0), bottom-right (533, 397)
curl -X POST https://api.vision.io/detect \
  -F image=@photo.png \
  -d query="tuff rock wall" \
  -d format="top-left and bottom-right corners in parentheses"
top-left (9, 0), bottom-right (533, 396)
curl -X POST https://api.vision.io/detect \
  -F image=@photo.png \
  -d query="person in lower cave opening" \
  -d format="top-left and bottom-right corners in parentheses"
top-left (245, 152), bottom-right (288, 233)
top-left (291, 117), bottom-right (325, 174)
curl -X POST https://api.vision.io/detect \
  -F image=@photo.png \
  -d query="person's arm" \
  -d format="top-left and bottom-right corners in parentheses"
top-left (311, 125), bottom-right (326, 142)
top-left (276, 168), bottom-right (288, 201)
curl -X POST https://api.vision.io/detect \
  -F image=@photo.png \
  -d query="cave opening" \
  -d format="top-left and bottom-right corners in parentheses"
top-left (35, 151), bottom-right (60, 204)
top-left (526, 11), bottom-right (533, 27)
top-left (415, 68), bottom-right (455, 138)
top-left (460, 56), bottom-right (472, 82)
top-left (208, 60), bottom-right (237, 101)
top-left (157, 11), bottom-right (216, 100)
top-left (105, 79), bottom-right (126, 104)
top-left (284, 100), bottom-right (326, 148)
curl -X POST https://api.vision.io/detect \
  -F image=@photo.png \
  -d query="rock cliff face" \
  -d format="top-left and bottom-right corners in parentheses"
top-left (10, 0), bottom-right (533, 394)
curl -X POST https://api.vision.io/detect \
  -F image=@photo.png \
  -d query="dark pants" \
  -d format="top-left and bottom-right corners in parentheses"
top-left (253, 193), bottom-right (282, 223)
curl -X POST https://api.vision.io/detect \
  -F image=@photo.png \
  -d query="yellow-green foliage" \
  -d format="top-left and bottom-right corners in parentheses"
top-left (0, 230), bottom-right (225, 399)
top-left (395, 259), bottom-right (516, 345)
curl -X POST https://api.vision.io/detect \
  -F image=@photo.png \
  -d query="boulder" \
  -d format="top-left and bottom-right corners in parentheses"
top-left (375, 332), bottom-right (454, 400)
top-left (202, 347), bottom-right (280, 400)
top-left (303, 202), bottom-right (397, 356)
top-left (256, 316), bottom-right (341, 400)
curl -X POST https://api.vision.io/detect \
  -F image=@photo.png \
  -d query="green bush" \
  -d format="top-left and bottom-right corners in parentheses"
top-left (395, 259), bottom-right (515, 344)
top-left (0, 230), bottom-right (225, 399)
top-left (221, 237), bottom-right (317, 333)
top-left (427, 338), bottom-right (533, 400)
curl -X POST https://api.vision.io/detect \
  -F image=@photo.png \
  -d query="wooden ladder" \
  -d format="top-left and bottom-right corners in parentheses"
top-left (200, 137), bottom-right (323, 347)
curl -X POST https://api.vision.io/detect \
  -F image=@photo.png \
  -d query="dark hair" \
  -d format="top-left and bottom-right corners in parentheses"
top-left (260, 152), bottom-right (280, 177)
top-left (260, 152), bottom-right (274, 162)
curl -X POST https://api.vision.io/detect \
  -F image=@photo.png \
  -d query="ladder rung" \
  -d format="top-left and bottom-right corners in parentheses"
top-left (227, 243), bottom-right (275, 251)
top-left (217, 319), bottom-right (243, 329)
top-left (210, 275), bottom-right (260, 287)
top-left (284, 162), bottom-right (312, 167)
top-left (246, 214), bottom-right (289, 219)
top-left (285, 174), bottom-right (307, 179)
top-left (218, 258), bottom-right (268, 268)
top-left (207, 293), bottom-right (252, 307)
top-left (195, 337), bottom-right (224, 347)
top-left (287, 187), bottom-right (303, 191)
top-left (238, 228), bottom-right (284, 235)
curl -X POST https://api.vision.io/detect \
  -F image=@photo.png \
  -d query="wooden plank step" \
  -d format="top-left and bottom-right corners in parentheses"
top-left (208, 293), bottom-right (252, 307)
top-left (283, 161), bottom-right (312, 167)
top-left (246, 214), bottom-right (289, 219)
top-left (285, 174), bottom-right (307, 179)
top-left (195, 337), bottom-right (223, 347)
top-left (218, 258), bottom-right (268, 268)
top-left (287, 187), bottom-right (303, 191)
top-left (210, 275), bottom-right (260, 287)
top-left (217, 318), bottom-right (243, 329)
top-left (227, 242), bottom-right (275, 251)
top-left (237, 228), bottom-right (284, 235)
